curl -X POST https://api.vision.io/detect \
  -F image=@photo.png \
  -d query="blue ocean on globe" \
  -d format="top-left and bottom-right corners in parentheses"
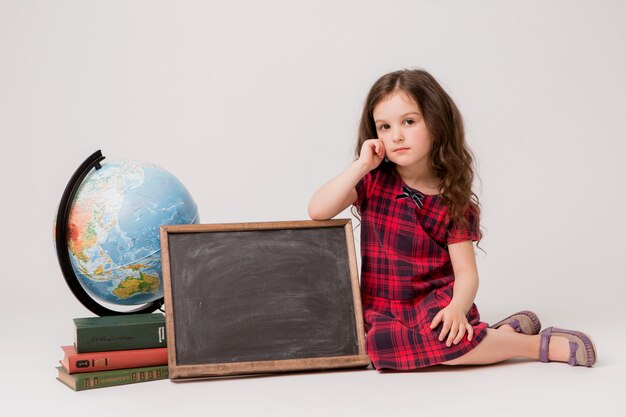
top-left (66, 160), bottom-right (199, 305)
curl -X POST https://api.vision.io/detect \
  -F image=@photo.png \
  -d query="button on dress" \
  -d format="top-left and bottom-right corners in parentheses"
top-left (355, 163), bottom-right (488, 370)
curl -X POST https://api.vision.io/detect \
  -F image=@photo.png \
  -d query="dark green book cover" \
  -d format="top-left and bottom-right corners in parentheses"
top-left (56, 365), bottom-right (168, 391)
top-left (73, 313), bottom-right (166, 353)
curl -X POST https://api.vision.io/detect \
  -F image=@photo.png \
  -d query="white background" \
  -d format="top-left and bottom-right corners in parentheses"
top-left (1, 1), bottom-right (624, 416)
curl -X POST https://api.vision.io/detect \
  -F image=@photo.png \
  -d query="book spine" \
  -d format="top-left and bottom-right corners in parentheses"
top-left (76, 322), bottom-right (166, 353)
top-left (69, 365), bottom-right (168, 391)
top-left (65, 347), bottom-right (168, 373)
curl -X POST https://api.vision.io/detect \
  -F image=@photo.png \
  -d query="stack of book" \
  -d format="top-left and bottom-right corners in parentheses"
top-left (56, 312), bottom-right (169, 391)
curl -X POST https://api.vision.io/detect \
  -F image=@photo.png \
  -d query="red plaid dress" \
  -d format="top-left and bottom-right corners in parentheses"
top-left (355, 163), bottom-right (488, 370)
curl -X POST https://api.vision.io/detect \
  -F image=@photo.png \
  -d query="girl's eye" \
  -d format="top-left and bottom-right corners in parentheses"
top-left (377, 124), bottom-right (390, 131)
top-left (404, 119), bottom-right (414, 126)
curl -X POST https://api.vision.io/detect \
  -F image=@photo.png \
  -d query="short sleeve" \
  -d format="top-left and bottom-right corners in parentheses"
top-left (446, 205), bottom-right (481, 244)
top-left (354, 170), bottom-right (373, 214)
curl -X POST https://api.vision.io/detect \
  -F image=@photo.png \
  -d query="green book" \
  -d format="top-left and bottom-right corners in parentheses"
top-left (56, 365), bottom-right (168, 391)
top-left (73, 313), bottom-right (166, 353)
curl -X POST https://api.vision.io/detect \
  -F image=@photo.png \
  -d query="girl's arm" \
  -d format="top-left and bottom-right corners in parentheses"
top-left (447, 241), bottom-right (479, 314)
top-left (308, 161), bottom-right (367, 220)
top-left (308, 139), bottom-right (385, 220)
top-left (430, 240), bottom-right (479, 346)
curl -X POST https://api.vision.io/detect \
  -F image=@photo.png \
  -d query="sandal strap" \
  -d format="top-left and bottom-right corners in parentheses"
top-left (509, 319), bottom-right (522, 333)
top-left (568, 341), bottom-right (578, 366)
top-left (540, 327), bottom-right (552, 363)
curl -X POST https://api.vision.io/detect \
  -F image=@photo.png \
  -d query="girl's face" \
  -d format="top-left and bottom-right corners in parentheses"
top-left (372, 91), bottom-right (432, 172)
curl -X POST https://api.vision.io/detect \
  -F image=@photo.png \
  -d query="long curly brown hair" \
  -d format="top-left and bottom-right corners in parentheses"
top-left (355, 69), bottom-right (480, 231)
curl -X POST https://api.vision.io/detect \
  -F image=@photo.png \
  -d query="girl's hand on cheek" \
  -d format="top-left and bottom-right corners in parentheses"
top-left (430, 304), bottom-right (474, 347)
top-left (359, 139), bottom-right (385, 172)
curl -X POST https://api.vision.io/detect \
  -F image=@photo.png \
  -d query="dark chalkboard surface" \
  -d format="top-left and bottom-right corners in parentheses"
top-left (160, 219), bottom-right (370, 379)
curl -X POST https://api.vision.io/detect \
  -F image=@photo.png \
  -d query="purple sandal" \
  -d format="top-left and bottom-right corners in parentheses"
top-left (539, 327), bottom-right (597, 367)
top-left (490, 311), bottom-right (542, 335)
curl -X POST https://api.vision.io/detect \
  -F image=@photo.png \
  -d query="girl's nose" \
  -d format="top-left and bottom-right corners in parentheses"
top-left (392, 131), bottom-right (404, 142)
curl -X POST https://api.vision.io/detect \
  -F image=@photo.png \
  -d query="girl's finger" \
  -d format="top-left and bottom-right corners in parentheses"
top-left (453, 323), bottom-right (466, 345)
top-left (446, 322), bottom-right (459, 347)
top-left (467, 324), bottom-right (474, 341)
top-left (439, 319), bottom-right (452, 341)
top-left (371, 141), bottom-right (379, 157)
top-left (430, 311), bottom-right (443, 329)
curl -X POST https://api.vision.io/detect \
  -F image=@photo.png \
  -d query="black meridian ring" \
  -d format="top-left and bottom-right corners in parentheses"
top-left (54, 150), bottom-right (163, 316)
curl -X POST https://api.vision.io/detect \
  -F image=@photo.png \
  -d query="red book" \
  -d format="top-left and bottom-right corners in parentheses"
top-left (60, 345), bottom-right (168, 374)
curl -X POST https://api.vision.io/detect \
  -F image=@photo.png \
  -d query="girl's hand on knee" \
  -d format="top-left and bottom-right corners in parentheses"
top-left (358, 139), bottom-right (385, 172)
top-left (430, 305), bottom-right (474, 347)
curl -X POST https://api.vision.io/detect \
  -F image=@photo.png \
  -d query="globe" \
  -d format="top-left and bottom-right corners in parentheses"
top-left (55, 151), bottom-right (199, 315)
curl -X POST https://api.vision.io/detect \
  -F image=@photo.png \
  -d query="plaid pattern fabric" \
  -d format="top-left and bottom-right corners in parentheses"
top-left (355, 164), bottom-right (488, 370)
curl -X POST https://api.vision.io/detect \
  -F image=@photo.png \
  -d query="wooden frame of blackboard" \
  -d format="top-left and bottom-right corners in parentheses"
top-left (160, 219), bottom-right (371, 380)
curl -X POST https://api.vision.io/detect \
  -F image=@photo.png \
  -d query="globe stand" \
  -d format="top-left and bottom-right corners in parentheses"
top-left (55, 150), bottom-right (164, 316)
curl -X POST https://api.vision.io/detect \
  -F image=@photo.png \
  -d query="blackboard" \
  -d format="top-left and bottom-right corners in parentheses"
top-left (160, 219), bottom-right (370, 379)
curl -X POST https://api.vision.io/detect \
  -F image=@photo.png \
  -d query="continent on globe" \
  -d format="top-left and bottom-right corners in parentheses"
top-left (64, 159), bottom-right (199, 306)
top-left (112, 272), bottom-right (160, 299)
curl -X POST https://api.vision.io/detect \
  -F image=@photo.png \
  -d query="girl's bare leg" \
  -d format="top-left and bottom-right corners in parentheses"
top-left (441, 328), bottom-right (571, 366)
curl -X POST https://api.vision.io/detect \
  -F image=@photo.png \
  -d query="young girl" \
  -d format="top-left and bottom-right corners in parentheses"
top-left (308, 69), bottom-right (597, 370)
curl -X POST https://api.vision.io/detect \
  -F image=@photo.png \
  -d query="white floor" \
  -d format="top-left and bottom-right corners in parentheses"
top-left (2, 312), bottom-right (621, 417)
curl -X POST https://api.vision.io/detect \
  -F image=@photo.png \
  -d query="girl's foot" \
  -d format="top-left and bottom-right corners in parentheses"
top-left (490, 311), bottom-right (542, 335)
top-left (540, 327), bottom-right (597, 367)
top-left (546, 335), bottom-right (571, 362)
top-left (499, 324), bottom-right (516, 332)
